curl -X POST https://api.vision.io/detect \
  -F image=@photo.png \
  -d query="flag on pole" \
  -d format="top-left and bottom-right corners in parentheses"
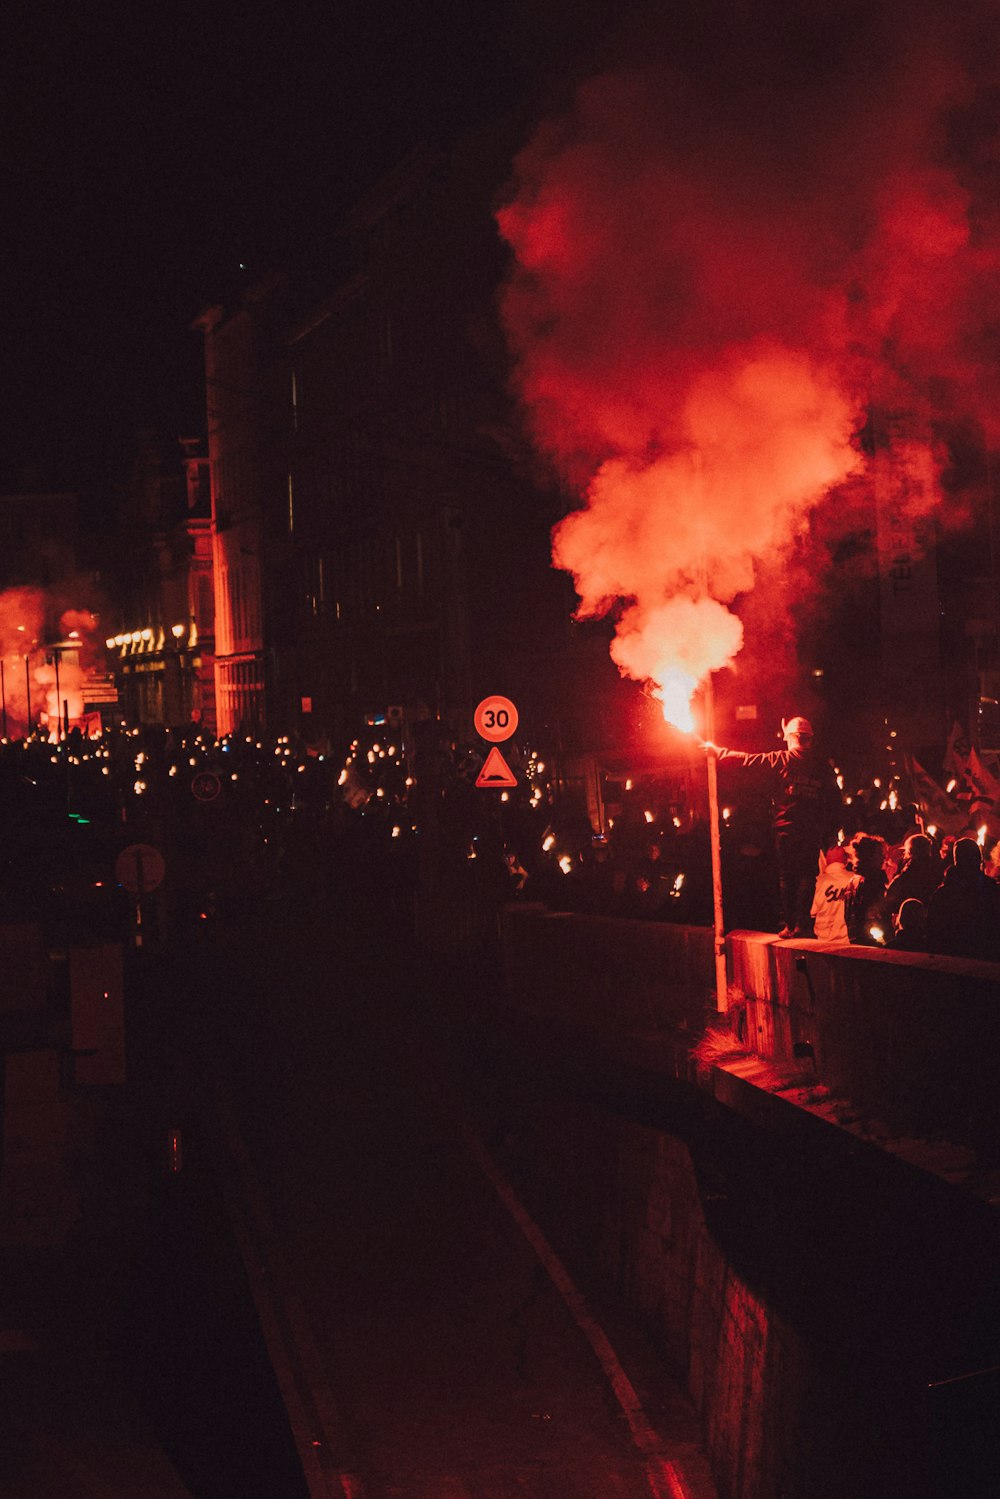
top-left (961, 747), bottom-right (1000, 833)
top-left (902, 754), bottom-right (965, 834)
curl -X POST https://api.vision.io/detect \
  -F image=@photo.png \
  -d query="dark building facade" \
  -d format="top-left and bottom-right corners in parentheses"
top-left (105, 432), bottom-right (215, 730)
top-left (195, 124), bottom-right (609, 760)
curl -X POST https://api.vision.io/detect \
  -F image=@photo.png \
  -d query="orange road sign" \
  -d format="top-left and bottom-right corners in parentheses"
top-left (474, 695), bottom-right (518, 742)
top-left (475, 745), bottom-right (517, 788)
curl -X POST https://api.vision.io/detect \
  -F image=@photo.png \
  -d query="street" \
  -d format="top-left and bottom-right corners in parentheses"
top-left (125, 877), bottom-right (716, 1499)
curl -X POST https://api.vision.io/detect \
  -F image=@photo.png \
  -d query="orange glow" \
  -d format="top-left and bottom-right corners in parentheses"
top-left (652, 668), bottom-right (697, 734)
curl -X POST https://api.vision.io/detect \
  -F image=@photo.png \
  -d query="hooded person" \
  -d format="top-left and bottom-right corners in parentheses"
top-left (925, 836), bottom-right (1000, 960)
top-left (703, 715), bottom-right (842, 938)
top-left (884, 833), bottom-right (942, 919)
top-left (810, 845), bottom-right (853, 944)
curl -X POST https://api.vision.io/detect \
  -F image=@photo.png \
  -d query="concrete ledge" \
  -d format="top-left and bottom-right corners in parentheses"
top-left (499, 908), bottom-right (1000, 1161)
top-left (727, 932), bottom-right (1000, 1157)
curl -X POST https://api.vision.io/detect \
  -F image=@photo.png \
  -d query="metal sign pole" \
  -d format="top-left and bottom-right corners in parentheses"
top-left (703, 675), bottom-right (728, 1014)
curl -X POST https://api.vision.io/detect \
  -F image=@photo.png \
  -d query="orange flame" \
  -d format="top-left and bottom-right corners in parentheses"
top-left (651, 668), bottom-right (697, 733)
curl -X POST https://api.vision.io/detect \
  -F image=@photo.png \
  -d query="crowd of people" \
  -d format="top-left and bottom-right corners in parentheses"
top-left (0, 721), bottom-right (412, 945)
top-left (513, 713), bottom-right (1000, 964)
top-left (811, 827), bottom-right (1000, 960)
top-left (4, 710), bottom-right (1000, 965)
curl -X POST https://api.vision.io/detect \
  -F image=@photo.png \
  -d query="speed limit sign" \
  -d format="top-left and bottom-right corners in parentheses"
top-left (474, 695), bottom-right (518, 743)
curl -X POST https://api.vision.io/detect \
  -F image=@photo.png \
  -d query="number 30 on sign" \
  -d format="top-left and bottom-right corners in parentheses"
top-left (474, 695), bottom-right (518, 743)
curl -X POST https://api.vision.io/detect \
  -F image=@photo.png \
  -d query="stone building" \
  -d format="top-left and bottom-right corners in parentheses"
top-left (194, 123), bottom-right (602, 758)
top-left (105, 432), bottom-right (215, 730)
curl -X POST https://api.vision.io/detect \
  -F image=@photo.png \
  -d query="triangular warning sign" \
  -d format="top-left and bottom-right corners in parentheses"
top-left (475, 745), bottom-right (517, 788)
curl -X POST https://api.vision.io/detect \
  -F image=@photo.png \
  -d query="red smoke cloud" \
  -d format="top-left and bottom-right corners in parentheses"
top-left (497, 2), bottom-right (1000, 723)
top-left (0, 591), bottom-right (101, 736)
top-left (0, 588), bottom-right (46, 734)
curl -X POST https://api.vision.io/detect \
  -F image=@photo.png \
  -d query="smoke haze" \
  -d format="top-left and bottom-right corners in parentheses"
top-left (497, 0), bottom-right (1000, 718)
top-left (0, 590), bottom-right (101, 735)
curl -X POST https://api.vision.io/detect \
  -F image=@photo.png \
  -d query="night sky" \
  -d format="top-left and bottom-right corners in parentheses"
top-left (2, 0), bottom-right (633, 514)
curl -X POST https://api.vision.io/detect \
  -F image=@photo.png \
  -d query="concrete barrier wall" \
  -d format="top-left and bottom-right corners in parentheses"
top-left (728, 933), bottom-right (1000, 1156)
top-left (493, 1071), bottom-right (947, 1499)
top-left (501, 905), bottom-right (715, 1036)
top-left (501, 909), bottom-right (1000, 1157)
top-left (496, 908), bottom-right (1000, 1497)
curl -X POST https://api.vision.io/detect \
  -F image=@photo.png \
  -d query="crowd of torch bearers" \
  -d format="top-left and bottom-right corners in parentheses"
top-left (0, 697), bottom-right (994, 961)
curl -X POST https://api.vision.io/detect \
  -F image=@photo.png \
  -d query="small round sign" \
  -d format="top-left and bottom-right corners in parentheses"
top-left (474, 695), bottom-right (518, 743)
top-left (116, 843), bottom-right (166, 894)
top-left (191, 770), bottom-right (222, 802)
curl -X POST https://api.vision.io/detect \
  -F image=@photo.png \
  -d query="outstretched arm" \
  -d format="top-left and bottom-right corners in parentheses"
top-left (698, 745), bottom-right (789, 770)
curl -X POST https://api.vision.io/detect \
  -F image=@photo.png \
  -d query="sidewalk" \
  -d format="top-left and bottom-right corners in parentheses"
top-left (0, 1048), bottom-right (191, 1497)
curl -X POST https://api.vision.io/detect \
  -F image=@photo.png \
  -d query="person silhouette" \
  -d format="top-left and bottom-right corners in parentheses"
top-left (702, 716), bottom-right (841, 938)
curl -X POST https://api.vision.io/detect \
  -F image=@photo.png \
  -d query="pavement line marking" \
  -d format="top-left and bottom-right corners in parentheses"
top-left (460, 1121), bottom-right (692, 1499)
top-left (214, 1082), bottom-right (366, 1499)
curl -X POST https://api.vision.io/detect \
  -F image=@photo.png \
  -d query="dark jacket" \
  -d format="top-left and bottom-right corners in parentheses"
top-left (846, 870), bottom-right (888, 944)
top-left (716, 745), bottom-right (841, 842)
top-left (925, 866), bottom-right (1000, 961)
top-left (884, 859), bottom-right (942, 918)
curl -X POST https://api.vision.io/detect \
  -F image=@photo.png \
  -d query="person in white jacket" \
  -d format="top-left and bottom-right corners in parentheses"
top-left (810, 845), bottom-right (853, 943)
